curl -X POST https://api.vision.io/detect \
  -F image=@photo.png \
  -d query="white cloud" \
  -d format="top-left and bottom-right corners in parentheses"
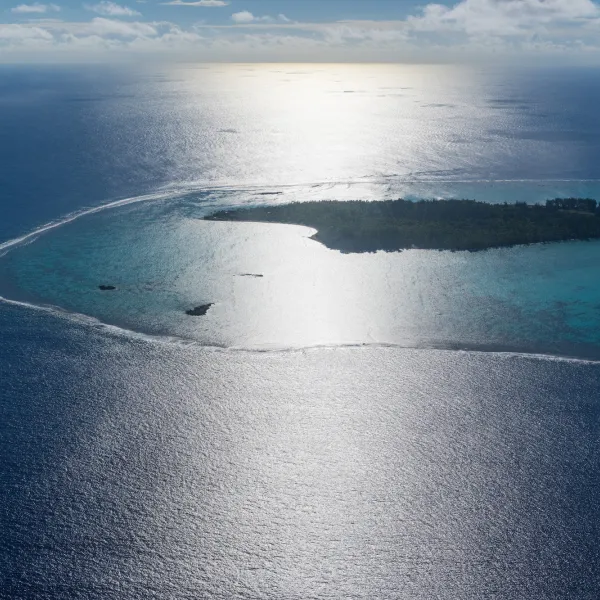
top-left (81, 17), bottom-right (157, 37)
top-left (160, 0), bottom-right (228, 6)
top-left (3, 0), bottom-right (600, 63)
top-left (231, 11), bottom-right (292, 24)
top-left (231, 11), bottom-right (259, 24)
top-left (409, 0), bottom-right (600, 35)
top-left (0, 23), bottom-right (54, 40)
top-left (319, 22), bottom-right (409, 45)
top-left (11, 3), bottom-right (60, 14)
top-left (85, 2), bottom-right (140, 17)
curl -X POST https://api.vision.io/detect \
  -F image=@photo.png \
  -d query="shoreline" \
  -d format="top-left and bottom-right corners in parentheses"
top-left (206, 198), bottom-right (600, 253)
top-left (2, 291), bottom-right (600, 364)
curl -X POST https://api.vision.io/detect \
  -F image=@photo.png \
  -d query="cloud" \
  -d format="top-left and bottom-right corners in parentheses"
top-left (231, 11), bottom-right (260, 24)
top-left (11, 3), bottom-right (60, 14)
top-left (408, 0), bottom-right (600, 35)
top-left (160, 0), bottom-right (228, 6)
top-left (3, 0), bottom-right (600, 63)
top-left (85, 2), bottom-right (140, 17)
top-left (81, 17), bottom-right (156, 37)
top-left (0, 23), bottom-right (54, 40)
top-left (231, 12), bottom-right (292, 24)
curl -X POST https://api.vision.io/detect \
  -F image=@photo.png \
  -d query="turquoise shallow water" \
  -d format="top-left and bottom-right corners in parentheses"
top-left (3, 188), bottom-right (600, 358)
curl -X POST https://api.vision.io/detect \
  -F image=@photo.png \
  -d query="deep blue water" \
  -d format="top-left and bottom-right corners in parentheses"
top-left (1, 64), bottom-right (600, 598)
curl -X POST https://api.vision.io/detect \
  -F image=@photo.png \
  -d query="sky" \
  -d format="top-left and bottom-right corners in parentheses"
top-left (2, 0), bottom-right (600, 63)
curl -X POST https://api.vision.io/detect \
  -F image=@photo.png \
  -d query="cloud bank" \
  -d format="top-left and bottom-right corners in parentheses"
top-left (3, 0), bottom-right (600, 63)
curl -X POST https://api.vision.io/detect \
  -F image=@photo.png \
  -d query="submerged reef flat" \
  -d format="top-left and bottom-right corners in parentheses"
top-left (206, 198), bottom-right (600, 252)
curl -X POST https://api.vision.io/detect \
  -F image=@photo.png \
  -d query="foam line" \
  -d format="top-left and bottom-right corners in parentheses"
top-left (2, 293), bottom-right (599, 364)
top-left (0, 189), bottom-right (185, 256)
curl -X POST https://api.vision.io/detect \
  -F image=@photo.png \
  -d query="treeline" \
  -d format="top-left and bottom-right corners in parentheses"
top-left (545, 198), bottom-right (597, 212)
top-left (206, 198), bottom-right (600, 252)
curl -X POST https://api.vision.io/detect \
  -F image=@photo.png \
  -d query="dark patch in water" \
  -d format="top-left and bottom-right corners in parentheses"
top-left (422, 103), bottom-right (457, 108)
top-left (186, 303), bottom-right (212, 316)
top-left (488, 129), bottom-right (597, 142)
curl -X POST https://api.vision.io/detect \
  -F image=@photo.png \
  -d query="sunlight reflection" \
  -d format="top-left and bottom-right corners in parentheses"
top-left (167, 63), bottom-right (476, 189)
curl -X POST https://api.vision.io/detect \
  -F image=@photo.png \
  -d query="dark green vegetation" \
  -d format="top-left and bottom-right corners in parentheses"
top-left (186, 303), bottom-right (213, 316)
top-left (206, 198), bottom-right (600, 252)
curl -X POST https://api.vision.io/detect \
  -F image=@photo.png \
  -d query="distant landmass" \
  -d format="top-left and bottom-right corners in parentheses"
top-left (205, 198), bottom-right (600, 252)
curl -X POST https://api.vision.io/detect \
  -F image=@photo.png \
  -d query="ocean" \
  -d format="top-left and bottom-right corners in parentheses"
top-left (1, 63), bottom-right (600, 598)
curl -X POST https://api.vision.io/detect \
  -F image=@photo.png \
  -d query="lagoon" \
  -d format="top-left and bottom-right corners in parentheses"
top-left (3, 192), bottom-right (600, 359)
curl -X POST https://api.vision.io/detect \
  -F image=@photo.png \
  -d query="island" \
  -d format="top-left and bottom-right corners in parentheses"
top-left (186, 303), bottom-right (213, 316)
top-left (98, 285), bottom-right (116, 291)
top-left (205, 198), bottom-right (600, 252)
